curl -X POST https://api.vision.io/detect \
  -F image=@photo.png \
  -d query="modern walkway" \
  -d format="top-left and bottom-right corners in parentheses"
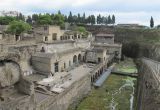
top-left (93, 64), bottom-right (115, 87)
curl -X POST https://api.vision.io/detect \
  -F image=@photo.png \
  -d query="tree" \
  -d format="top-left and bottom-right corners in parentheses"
top-left (58, 10), bottom-right (61, 15)
top-left (52, 14), bottom-right (65, 27)
top-left (105, 17), bottom-right (108, 25)
top-left (150, 16), bottom-right (154, 28)
top-left (17, 13), bottom-right (25, 21)
top-left (112, 15), bottom-right (115, 24)
top-left (102, 16), bottom-right (106, 24)
top-left (26, 16), bottom-right (32, 25)
top-left (7, 20), bottom-right (31, 35)
top-left (82, 13), bottom-right (86, 23)
top-left (37, 14), bottom-right (52, 25)
top-left (72, 15), bottom-right (78, 24)
top-left (0, 16), bottom-right (16, 25)
top-left (87, 16), bottom-right (91, 24)
top-left (32, 14), bottom-right (39, 24)
top-left (68, 11), bottom-right (73, 23)
top-left (64, 15), bottom-right (68, 22)
top-left (97, 14), bottom-right (101, 24)
top-left (108, 15), bottom-right (112, 24)
top-left (77, 13), bottom-right (81, 23)
top-left (90, 15), bottom-right (95, 25)
top-left (76, 26), bottom-right (86, 33)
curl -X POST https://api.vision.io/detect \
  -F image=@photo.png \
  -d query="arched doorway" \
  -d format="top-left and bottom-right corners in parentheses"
top-left (65, 36), bottom-right (67, 40)
top-left (78, 54), bottom-right (82, 63)
top-left (60, 36), bottom-right (63, 40)
top-left (73, 55), bottom-right (77, 65)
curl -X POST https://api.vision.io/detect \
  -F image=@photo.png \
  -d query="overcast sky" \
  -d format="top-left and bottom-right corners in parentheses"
top-left (1, 0), bottom-right (160, 26)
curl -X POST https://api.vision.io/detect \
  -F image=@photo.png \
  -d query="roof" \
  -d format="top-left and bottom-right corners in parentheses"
top-left (96, 33), bottom-right (114, 37)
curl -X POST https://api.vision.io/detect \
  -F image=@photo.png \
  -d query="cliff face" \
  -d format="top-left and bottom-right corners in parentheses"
top-left (137, 58), bottom-right (160, 110)
top-left (114, 28), bottom-right (160, 61)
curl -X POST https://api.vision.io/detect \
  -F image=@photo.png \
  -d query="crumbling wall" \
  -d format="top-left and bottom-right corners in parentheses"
top-left (137, 58), bottom-right (160, 110)
top-left (35, 74), bottom-right (91, 110)
top-left (0, 62), bottom-right (20, 87)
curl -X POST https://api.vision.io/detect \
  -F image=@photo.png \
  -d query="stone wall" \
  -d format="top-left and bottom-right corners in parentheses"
top-left (137, 58), bottom-right (160, 110)
top-left (35, 74), bottom-right (91, 110)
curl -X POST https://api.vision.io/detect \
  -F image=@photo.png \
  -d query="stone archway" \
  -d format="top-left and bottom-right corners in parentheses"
top-left (60, 36), bottom-right (63, 40)
top-left (78, 54), bottom-right (82, 63)
top-left (73, 55), bottom-right (77, 64)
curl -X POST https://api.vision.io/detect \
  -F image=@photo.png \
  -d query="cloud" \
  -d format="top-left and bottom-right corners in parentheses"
top-left (0, 0), bottom-right (160, 25)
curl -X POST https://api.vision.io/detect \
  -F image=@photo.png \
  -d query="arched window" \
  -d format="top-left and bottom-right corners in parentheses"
top-left (73, 55), bottom-right (77, 64)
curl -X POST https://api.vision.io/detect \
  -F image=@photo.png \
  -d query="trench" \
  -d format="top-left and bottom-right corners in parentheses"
top-left (68, 58), bottom-right (137, 110)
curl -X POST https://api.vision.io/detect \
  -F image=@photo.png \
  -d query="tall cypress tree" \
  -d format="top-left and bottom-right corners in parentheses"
top-left (90, 15), bottom-right (95, 25)
top-left (112, 15), bottom-right (115, 24)
top-left (26, 16), bottom-right (32, 25)
top-left (150, 16), bottom-right (154, 28)
top-left (68, 11), bottom-right (73, 23)
top-left (108, 15), bottom-right (112, 24)
top-left (77, 13), bottom-right (81, 23)
top-left (82, 13), bottom-right (86, 23)
top-left (58, 10), bottom-right (61, 15)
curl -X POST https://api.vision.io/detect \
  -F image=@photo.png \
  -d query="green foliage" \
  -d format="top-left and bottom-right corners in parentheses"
top-left (16, 13), bottom-right (25, 21)
top-left (31, 13), bottom-right (65, 27)
top-left (86, 15), bottom-right (96, 25)
top-left (112, 15), bottom-right (115, 24)
top-left (76, 26), bottom-right (86, 33)
top-left (52, 14), bottom-right (65, 28)
top-left (70, 74), bottom-right (136, 110)
top-left (0, 16), bottom-right (16, 25)
top-left (150, 16), bottom-right (154, 28)
top-left (68, 11), bottom-right (73, 23)
top-left (37, 14), bottom-right (52, 25)
top-left (26, 16), bottom-right (32, 24)
top-left (32, 14), bottom-right (39, 23)
top-left (97, 14), bottom-right (115, 25)
top-left (7, 20), bottom-right (31, 35)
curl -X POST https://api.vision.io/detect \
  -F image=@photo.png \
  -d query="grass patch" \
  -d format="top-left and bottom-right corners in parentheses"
top-left (116, 58), bottom-right (137, 73)
top-left (73, 75), bottom-right (136, 110)
top-left (68, 58), bottom-right (137, 110)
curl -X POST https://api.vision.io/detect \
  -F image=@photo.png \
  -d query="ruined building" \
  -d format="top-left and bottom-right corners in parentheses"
top-left (0, 25), bottom-right (121, 110)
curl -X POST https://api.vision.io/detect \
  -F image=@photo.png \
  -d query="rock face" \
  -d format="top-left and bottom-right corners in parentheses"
top-left (0, 62), bottom-right (20, 87)
top-left (137, 58), bottom-right (160, 110)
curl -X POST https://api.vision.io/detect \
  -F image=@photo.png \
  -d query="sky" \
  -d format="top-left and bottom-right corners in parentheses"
top-left (0, 0), bottom-right (160, 26)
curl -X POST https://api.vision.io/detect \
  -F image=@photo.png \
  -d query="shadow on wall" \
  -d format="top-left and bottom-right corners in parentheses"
top-left (122, 42), bottom-right (140, 58)
top-left (122, 42), bottom-right (153, 59)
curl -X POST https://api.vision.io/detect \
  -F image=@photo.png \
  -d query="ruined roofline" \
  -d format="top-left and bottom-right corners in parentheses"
top-left (96, 33), bottom-right (115, 37)
top-left (32, 47), bottom-right (83, 59)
